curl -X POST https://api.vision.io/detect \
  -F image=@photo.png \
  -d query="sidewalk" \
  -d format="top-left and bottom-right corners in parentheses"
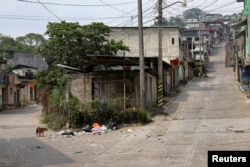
top-left (163, 81), bottom-right (190, 110)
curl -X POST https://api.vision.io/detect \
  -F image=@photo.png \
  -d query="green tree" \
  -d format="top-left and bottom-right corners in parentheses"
top-left (171, 17), bottom-right (186, 27)
top-left (0, 33), bottom-right (45, 53)
top-left (183, 8), bottom-right (203, 20)
top-left (153, 16), bottom-right (186, 28)
top-left (38, 21), bottom-right (130, 67)
top-left (16, 33), bottom-right (45, 47)
top-left (35, 65), bottom-right (67, 90)
top-left (0, 35), bottom-right (17, 51)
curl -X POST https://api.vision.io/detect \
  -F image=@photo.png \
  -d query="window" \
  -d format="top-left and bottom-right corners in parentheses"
top-left (172, 38), bottom-right (175, 45)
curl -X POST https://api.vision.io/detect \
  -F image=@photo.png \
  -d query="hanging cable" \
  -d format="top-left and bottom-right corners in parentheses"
top-left (37, 0), bottom-right (62, 21)
top-left (17, 0), bottom-right (136, 7)
top-left (99, 0), bottom-right (132, 15)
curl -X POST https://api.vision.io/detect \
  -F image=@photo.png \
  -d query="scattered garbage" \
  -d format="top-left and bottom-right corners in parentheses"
top-left (82, 125), bottom-right (92, 132)
top-left (52, 121), bottom-right (120, 139)
top-left (60, 130), bottom-right (75, 136)
top-left (106, 121), bottom-right (117, 130)
top-left (92, 123), bottom-right (102, 135)
top-left (81, 121), bottom-right (118, 135)
top-left (92, 123), bottom-right (101, 129)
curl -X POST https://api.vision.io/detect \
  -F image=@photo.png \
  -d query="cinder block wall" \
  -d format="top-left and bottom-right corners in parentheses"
top-left (109, 27), bottom-right (182, 64)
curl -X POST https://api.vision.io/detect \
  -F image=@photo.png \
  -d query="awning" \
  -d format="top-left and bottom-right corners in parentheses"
top-left (235, 28), bottom-right (246, 39)
top-left (232, 18), bottom-right (247, 29)
top-left (170, 58), bottom-right (180, 66)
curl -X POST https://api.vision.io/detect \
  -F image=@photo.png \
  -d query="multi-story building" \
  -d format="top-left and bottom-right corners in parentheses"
top-left (109, 26), bottom-right (189, 94)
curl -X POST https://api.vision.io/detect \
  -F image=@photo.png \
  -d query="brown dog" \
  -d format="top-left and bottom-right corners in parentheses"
top-left (36, 127), bottom-right (48, 137)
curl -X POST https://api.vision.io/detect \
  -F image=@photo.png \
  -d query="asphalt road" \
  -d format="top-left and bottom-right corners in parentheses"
top-left (1, 42), bottom-right (250, 167)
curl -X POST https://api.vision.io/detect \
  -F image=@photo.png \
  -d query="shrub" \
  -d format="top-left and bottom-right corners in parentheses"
top-left (41, 112), bottom-right (56, 125)
top-left (41, 112), bottom-right (67, 130)
top-left (138, 109), bottom-right (150, 124)
top-left (42, 97), bottom-right (151, 130)
top-left (118, 107), bottom-right (150, 124)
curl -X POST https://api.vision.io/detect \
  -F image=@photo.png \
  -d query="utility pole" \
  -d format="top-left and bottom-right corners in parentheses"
top-left (157, 0), bottom-right (186, 113)
top-left (199, 15), bottom-right (202, 77)
top-left (138, 0), bottom-right (145, 109)
top-left (158, 0), bottom-right (163, 113)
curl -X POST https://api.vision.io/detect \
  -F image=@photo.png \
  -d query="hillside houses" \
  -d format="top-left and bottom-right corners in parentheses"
top-left (0, 51), bottom-right (48, 109)
top-left (0, 12), bottom-right (236, 110)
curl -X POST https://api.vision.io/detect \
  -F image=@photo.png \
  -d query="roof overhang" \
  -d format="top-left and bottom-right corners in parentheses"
top-left (235, 28), bottom-right (246, 39)
top-left (232, 19), bottom-right (247, 29)
top-left (73, 55), bottom-right (171, 71)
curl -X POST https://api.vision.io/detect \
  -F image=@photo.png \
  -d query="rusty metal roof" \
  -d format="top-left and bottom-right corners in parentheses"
top-left (73, 55), bottom-right (170, 69)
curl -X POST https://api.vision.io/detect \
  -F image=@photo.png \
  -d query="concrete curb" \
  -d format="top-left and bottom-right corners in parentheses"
top-left (163, 77), bottom-right (198, 110)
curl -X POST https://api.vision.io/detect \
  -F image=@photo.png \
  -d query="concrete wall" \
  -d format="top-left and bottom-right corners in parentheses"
top-left (69, 71), bottom-right (157, 108)
top-left (19, 81), bottom-right (35, 105)
top-left (145, 73), bottom-right (157, 107)
top-left (109, 27), bottom-right (183, 64)
top-left (3, 75), bottom-right (18, 107)
top-left (69, 74), bottom-right (92, 103)
top-left (8, 52), bottom-right (48, 70)
top-left (19, 87), bottom-right (28, 106)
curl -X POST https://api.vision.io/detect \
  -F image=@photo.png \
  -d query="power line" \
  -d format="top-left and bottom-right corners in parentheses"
top-left (5, 0), bottom-right (242, 24)
top-left (37, 0), bottom-right (62, 21)
top-left (205, 6), bottom-right (243, 12)
top-left (162, 0), bottom-right (242, 17)
top-left (115, 0), bottom-right (156, 27)
top-left (203, 0), bottom-right (238, 11)
top-left (96, 0), bottom-right (154, 27)
top-left (99, 0), bottom-right (131, 15)
top-left (201, 0), bottom-right (220, 10)
top-left (0, 15), bottom-right (132, 21)
top-left (17, 0), bottom-right (136, 7)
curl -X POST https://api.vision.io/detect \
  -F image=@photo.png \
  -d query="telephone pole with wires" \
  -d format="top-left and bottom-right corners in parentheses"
top-left (157, 0), bottom-right (186, 113)
top-left (137, 0), bottom-right (145, 110)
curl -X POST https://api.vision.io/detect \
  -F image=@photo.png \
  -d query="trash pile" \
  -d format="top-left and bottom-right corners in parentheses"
top-left (58, 121), bottom-right (117, 137)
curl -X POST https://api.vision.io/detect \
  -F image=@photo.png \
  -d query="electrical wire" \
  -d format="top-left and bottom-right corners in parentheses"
top-left (2, 0), bottom-right (242, 24)
top-left (104, 0), bottom-right (154, 26)
top-left (204, 0), bottom-right (239, 11)
top-left (17, 0), bottom-right (136, 7)
top-left (114, 0), bottom-right (155, 27)
top-left (0, 15), bottom-right (133, 21)
top-left (37, 0), bottom-right (62, 21)
top-left (205, 6), bottom-right (243, 13)
top-left (99, 0), bottom-right (131, 15)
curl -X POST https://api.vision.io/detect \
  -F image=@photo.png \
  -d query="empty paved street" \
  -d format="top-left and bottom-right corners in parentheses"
top-left (1, 42), bottom-right (250, 167)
